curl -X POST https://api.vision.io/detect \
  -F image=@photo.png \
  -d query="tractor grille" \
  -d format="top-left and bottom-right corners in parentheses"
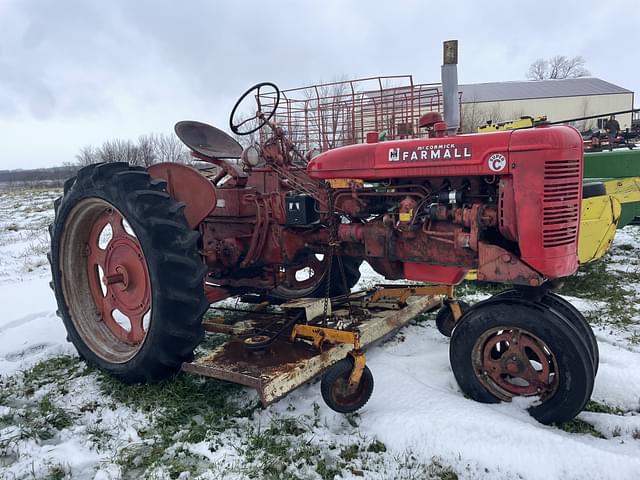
top-left (542, 159), bottom-right (581, 248)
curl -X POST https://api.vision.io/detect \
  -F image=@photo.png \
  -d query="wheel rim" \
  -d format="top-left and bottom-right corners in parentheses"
top-left (285, 254), bottom-right (326, 290)
top-left (274, 253), bottom-right (329, 297)
top-left (472, 327), bottom-right (559, 401)
top-left (59, 198), bottom-right (152, 363)
top-left (330, 374), bottom-right (366, 408)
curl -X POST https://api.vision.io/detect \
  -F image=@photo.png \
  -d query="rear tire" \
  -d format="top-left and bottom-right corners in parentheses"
top-left (49, 162), bottom-right (208, 383)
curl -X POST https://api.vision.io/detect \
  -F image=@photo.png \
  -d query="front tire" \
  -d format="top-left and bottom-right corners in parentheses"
top-left (450, 300), bottom-right (595, 425)
top-left (49, 163), bottom-right (208, 383)
top-left (494, 289), bottom-right (598, 374)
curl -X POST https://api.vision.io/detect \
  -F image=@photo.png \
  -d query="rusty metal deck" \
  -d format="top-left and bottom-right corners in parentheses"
top-left (182, 291), bottom-right (443, 406)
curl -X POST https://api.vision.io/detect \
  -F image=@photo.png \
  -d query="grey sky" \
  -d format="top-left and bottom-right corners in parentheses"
top-left (1, 0), bottom-right (638, 169)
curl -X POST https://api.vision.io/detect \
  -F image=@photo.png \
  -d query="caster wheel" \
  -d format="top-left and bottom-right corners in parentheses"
top-left (321, 358), bottom-right (374, 413)
top-left (435, 300), bottom-right (470, 337)
top-left (450, 300), bottom-right (595, 425)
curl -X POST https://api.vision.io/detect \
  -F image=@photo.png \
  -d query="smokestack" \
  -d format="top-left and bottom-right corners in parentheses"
top-left (441, 40), bottom-right (460, 135)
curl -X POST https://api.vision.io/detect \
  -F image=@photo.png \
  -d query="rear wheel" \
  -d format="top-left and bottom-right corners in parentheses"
top-left (450, 300), bottom-right (595, 424)
top-left (49, 163), bottom-right (208, 383)
top-left (268, 253), bottom-right (362, 302)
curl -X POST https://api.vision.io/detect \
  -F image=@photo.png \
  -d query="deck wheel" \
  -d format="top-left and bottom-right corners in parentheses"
top-left (435, 300), bottom-right (470, 337)
top-left (321, 358), bottom-right (374, 413)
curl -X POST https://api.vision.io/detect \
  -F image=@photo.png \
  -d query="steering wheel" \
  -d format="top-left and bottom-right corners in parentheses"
top-left (229, 82), bottom-right (280, 136)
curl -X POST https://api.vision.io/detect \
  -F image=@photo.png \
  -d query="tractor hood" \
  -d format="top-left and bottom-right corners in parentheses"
top-left (306, 126), bottom-right (582, 180)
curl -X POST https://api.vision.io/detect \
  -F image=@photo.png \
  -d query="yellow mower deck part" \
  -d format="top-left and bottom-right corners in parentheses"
top-left (604, 177), bottom-right (640, 204)
top-left (477, 116), bottom-right (548, 133)
top-left (578, 194), bottom-right (621, 264)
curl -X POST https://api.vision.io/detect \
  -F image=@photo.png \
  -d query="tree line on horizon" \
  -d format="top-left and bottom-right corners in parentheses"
top-left (75, 132), bottom-right (192, 167)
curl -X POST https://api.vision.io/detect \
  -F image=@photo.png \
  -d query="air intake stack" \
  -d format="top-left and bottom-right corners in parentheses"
top-left (441, 40), bottom-right (460, 135)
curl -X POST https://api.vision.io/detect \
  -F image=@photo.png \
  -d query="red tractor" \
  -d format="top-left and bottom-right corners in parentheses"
top-left (49, 81), bottom-right (597, 425)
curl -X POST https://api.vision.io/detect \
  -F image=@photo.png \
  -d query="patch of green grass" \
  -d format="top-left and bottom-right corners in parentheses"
top-left (558, 418), bottom-right (605, 438)
top-left (344, 412), bottom-right (359, 428)
top-left (22, 356), bottom-right (88, 393)
top-left (428, 457), bottom-right (459, 480)
top-left (2, 394), bottom-right (76, 444)
top-left (456, 279), bottom-right (507, 299)
top-left (316, 457), bottom-right (342, 480)
top-left (98, 372), bottom-right (259, 476)
top-left (339, 444), bottom-right (359, 461)
top-left (584, 400), bottom-right (626, 416)
top-left (393, 453), bottom-right (459, 480)
top-left (45, 463), bottom-right (69, 480)
top-left (366, 439), bottom-right (387, 453)
top-left (557, 259), bottom-right (639, 327)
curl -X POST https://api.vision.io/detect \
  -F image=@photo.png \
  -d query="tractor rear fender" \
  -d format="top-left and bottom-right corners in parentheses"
top-left (148, 163), bottom-right (216, 229)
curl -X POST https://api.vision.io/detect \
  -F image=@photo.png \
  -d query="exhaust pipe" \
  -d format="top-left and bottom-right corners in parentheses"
top-left (441, 40), bottom-right (460, 135)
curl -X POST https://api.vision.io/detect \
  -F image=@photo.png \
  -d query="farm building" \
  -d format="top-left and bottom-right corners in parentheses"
top-left (460, 77), bottom-right (634, 133)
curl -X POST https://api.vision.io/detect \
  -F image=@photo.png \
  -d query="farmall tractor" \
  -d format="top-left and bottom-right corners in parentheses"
top-left (49, 78), bottom-right (598, 425)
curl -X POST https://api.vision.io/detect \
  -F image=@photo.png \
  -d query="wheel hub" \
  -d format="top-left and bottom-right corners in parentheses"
top-left (473, 327), bottom-right (559, 400)
top-left (86, 208), bottom-right (151, 345)
top-left (103, 236), bottom-right (149, 314)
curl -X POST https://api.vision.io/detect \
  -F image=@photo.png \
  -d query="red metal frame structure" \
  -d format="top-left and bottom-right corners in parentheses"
top-left (258, 75), bottom-right (462, 152)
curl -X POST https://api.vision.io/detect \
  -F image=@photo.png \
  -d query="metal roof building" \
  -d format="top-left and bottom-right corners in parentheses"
top-left (459, 77), bottom-right (634, 132)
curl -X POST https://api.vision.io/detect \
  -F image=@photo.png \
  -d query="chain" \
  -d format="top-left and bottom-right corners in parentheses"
top-left (322, 187), bottom-right (336, 326)
top-left (322, 187), bottom-right (353, 325)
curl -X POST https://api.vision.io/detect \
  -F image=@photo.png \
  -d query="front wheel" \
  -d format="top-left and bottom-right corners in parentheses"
top-left (493, 289), bottom-right (598, 374)
top-left (449, 300), bottom-right (595, 425)
top-left (49, 163), bottom-right (209, 383)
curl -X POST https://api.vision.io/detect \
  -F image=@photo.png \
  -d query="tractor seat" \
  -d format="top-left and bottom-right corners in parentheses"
top-left (175, 121), bottom-right (243, 159)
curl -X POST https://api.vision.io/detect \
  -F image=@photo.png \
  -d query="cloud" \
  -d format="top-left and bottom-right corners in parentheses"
top-left (0, 0), bottom-right (638, 168)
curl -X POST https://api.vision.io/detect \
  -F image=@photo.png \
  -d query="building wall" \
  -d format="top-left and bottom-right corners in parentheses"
top-left (461, 93), bottom-right (633, 133)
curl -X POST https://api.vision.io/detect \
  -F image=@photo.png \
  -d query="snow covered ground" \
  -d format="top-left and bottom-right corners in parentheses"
top-left (1, 188), bottom-right (639, 479)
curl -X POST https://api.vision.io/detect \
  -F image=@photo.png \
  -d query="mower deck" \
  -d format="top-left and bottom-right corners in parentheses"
top-left (182, 286), bottom-right (445, 406)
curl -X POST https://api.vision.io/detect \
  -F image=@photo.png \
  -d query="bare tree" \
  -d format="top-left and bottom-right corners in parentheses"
top-left (76, 145), bottom-right (99, 167)
top-left (137, 134), bottom-right (157, 167)
top-left (98, 139), bottom-right (140, 165)
top-left (154, 133), bottom-right (191, 164)
top-left (75, 132), bottom-right (193, 168)
top-left (526, 55), bottom-right (590, 80)
top-left (230, 116), bottom-right (259, 148)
